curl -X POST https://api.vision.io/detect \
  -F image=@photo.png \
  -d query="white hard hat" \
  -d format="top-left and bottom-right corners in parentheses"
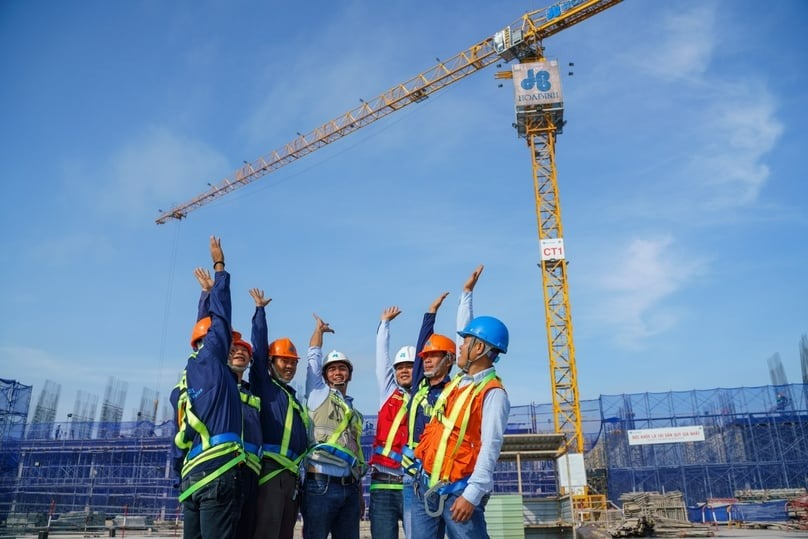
top-left (322, 349), bottom-right (353, 376)
top-left (393, 346), bottom-right (416, 367)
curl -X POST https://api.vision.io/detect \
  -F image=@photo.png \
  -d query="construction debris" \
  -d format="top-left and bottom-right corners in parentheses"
top-left (607, 491), bottom-right (713, 537)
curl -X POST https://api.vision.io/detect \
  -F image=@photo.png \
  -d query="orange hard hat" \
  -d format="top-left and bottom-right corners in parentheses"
top-left (419, 333), bottom-right (455, 357)
top-left (190, 317), bottom-right (212, 348)
top-left (231, 331), bottom-right (253, 356)
top-left (269, 337), bottom-right (299, 360)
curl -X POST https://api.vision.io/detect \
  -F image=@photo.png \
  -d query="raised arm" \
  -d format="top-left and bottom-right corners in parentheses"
top-left (194, 268), bottom-right (214, 321)
top-left (411, 292), bottom-right (448, 391)
top-left (248, 288), bottom-right (272, 390)
top-left (377, 306), bottom-right (401, 405)
top-left (204, 236), bottom-right (232, 366)
top-left (457, 265), bottom-right (483, 349)
top-left (306, 313), bottom-right (334, 398)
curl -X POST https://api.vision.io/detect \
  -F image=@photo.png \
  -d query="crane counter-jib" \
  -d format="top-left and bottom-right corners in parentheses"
top-left (154, 0), bottom-right (622, 225)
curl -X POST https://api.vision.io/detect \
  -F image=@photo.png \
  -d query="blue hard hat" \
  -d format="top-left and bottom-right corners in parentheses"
top-left (458, 316), bottom-right (509, 354)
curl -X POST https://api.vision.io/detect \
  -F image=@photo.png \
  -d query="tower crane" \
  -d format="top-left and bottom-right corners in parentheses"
top-left (157, 0), bottom-right (622, 507)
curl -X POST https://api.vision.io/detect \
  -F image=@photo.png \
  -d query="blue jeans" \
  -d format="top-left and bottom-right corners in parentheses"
top-left (401, 475), bottom-right (418, 538)
top-left (410, 484), bottom-right (489, 539)
top-left (182, 468), bottom-right (242, 539)
top-left (301, 475), bottom-right (361, 539)
top-left (370, 486), bottom-right (404, 539)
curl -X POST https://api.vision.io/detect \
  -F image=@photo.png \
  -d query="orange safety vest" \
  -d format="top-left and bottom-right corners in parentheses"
top-left (369, 388), bottom-right (409, 470)
top-left (415, 372), bottom-right (503, 485)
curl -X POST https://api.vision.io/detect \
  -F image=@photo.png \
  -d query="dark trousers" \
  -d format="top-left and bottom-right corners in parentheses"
top-left (369, 486), bottom-right (404, 539)
top-left (182, 468), bottom-right (242, 539)
top-left (252, 465), bottom-right (300, 539)
top-left (236, 467), bottom-right (259, 539)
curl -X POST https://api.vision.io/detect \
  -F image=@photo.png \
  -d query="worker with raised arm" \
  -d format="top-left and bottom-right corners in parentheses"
top-left (248, 288), bottom-right (310, 539)
top-left (171, 237), bottom-right (244, 539)
top-left (401, 265), bottom-right (482, 535)
top-left (302, 314), bottom-right (366, 539)
top-left (191, 269), bottom-right (263, 539)
top-left (368, 306), bottom-right (415, 539)
top-left (411, 315), bottom-right (510, 538)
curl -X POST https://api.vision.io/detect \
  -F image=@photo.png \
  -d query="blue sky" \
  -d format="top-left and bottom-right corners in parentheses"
top-left (1, 0), bottom-right (806, 424)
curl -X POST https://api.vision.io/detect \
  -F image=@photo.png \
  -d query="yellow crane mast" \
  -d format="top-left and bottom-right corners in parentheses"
top-left (156, 0), bottom-right (623, 509)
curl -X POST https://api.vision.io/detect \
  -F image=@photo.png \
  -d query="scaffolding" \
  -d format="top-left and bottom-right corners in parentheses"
top-left (0, 378), bottom-right (32, 446)
top-left (595, 383), bottom-right (808, 506)
top-left (27, 380), bottom-right (60, 441)
top-left (0, 382), bottom-right (806, 525)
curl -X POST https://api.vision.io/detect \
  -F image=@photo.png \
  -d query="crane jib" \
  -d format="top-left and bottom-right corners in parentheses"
top-left (547, 0), bottom-right (589, 21)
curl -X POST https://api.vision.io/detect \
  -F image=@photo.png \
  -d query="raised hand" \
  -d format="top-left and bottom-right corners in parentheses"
top-left (193, 268), bottom-right (213, 292)
top-left (428, 292), bottom-right (449, 314)
top-left (210, 236), bottom-right (225, 270)
top-left (249, 288), bottom-right (272, 308)
top-left (313, 313), bottom-right (335, 335)
top-left (381, 306), bottom-right (402, 322)
top-left (464, 264), bottom-right (484, 292)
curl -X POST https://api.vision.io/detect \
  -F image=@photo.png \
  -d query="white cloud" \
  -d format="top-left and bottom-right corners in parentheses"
top-left (633, 3), bottom-right (717, 83)
top-left (610, 3), bottom-right (783, 217)
top-left (689, 86), bottom-right (783, 209)
top-left (594, 235), bottom-right (706, 349)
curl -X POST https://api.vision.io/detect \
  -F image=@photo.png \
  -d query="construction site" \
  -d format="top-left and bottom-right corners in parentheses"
top-left (2, 369), bottom-right (807, 536)
top-left (2, 0), bottom-right (806, 537)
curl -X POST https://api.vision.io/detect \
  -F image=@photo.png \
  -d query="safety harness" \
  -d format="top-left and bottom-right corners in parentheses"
top-left (258, 378), bottom-right (310, 486)
top-left (400, 378), bottom-right (436, 476)
top-left (310, 391), bottom-right (366, 476)
top-left (417, 371), bottom-right (499, 516)
top-left (370, 389), bottom-right (410, 491)
top-left (173, 362), bottom-right (246, 502)
top-left (240, 391), bottom-right (263, 475)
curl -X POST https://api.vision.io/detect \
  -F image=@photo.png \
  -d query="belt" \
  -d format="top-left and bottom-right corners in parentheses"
top-left (371, 471), bottom-right (403, 484)
top-left (306, 472), bottom-right (357, 486)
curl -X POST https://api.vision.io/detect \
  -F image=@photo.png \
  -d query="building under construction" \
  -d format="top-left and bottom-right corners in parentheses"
top-left (1, 376), bottom-right (806, 527)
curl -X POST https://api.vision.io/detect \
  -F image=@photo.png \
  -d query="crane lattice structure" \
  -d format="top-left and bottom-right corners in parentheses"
top-left (156, 0), bottom-right (623, 509)
top-left (155, 0), bottom-right (621, 225)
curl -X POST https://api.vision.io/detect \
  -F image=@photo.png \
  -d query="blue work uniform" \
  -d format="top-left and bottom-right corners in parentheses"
top-left (171, 270), bottom-right (244, 539)
top-left (249, 305), bottom-right (310, 539)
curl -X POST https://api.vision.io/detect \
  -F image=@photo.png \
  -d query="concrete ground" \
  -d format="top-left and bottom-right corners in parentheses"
top-left (3, 523), bottom-right (804, 538)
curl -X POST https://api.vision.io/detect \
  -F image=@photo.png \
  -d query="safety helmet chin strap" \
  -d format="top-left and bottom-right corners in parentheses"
top-left (424, 353), bottom-right (454, 379)
top-left (459, 337), bottom-right (494, 374)
top-left (268, 357), bottom-right (297, 384)
top-left (228, 363), bottom-right (248, 374)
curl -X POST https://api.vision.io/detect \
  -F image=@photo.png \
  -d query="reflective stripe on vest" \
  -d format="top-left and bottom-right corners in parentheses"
top-left (240, 390), bottom-right (262, 475)
top-left (406, 381), bottom-right (431, 448)
top-left (310, 392), bottom-right (364, 470)
top-left (173, 357), bottom-right (246, 502)
top-left (258, 378), bottom-right (310, 486)
top-left (427, 371), bottom-right (498, 489)
top-left (372, 389), bottom-right (410, 467)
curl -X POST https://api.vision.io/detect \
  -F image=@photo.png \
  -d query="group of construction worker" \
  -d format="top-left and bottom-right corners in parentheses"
top-left (171, 237), bottom-right (510, 539)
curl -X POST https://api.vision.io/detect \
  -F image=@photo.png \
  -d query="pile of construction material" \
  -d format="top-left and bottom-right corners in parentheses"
top-left (608, 492), bottom-right (713, 537)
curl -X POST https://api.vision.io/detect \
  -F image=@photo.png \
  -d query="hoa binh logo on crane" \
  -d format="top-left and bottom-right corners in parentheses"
top-left (512, 60), bottom-right (564, 106)
top-left (546, 0), bottom-right (587, 21)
